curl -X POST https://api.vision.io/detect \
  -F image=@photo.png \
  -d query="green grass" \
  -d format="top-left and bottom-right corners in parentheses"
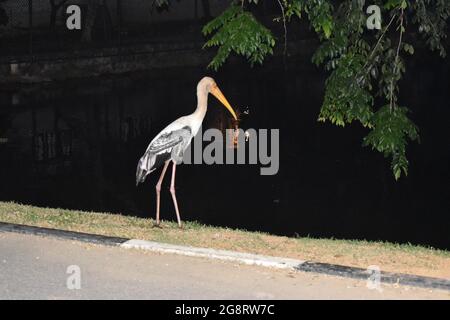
top-left (0, 201), bottom-right (449, 278)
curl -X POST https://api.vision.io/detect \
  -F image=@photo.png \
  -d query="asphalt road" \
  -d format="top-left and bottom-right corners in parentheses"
top-left (0, 232), bottom-right (449, 300)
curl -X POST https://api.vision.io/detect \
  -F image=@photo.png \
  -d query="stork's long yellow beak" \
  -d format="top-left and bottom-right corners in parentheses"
top-left (211, 85), bottom-right (238, 120)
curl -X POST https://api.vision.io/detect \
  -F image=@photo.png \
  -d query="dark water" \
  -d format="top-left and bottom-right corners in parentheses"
top-left (0, 58), bottom-right (449, 249)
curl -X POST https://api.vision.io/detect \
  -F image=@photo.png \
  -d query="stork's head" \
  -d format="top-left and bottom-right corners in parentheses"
top-left (198, 77), bottom-right (238, 120)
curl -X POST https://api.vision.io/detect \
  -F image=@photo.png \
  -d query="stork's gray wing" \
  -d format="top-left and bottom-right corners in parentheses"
top-left (136, 126), bottom-right (192, 185)
top-left (148, 131), bottom-right (183, 153)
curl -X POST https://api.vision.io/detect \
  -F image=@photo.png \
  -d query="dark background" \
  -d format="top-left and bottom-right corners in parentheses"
top-left (0, 0), bottom-right (449, 249)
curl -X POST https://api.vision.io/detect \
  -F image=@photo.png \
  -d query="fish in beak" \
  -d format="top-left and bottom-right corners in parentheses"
top-left (210, 85), bottom-right (238, 120)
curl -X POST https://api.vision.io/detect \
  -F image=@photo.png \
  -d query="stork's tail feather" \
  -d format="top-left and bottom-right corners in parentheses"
top-left (136, 155), bottom-right (148, 186)
top-left (136, 152), bottom-right (156, 186)
top-left (136, 163), bottom-right (147, 186)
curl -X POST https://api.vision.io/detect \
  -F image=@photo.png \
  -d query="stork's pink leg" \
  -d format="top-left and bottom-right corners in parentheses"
top-left (169, 161), bottom-right (182, 228)
top-left (155, 161), bottom-right (170, 227)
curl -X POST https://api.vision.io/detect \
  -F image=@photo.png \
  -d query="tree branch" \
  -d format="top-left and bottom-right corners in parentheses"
top-left (362, 10), bottom-right (398, 72)
top-left (277, 0), bottom-right (288, 56)
top-left (390, 7), bottom-right (404, 111)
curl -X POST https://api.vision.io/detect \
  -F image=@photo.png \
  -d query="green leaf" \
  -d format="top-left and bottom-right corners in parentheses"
top-left (202, 5), bottom-right (275, 70)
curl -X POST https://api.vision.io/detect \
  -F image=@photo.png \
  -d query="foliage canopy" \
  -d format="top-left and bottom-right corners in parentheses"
top-left (158, 0), bottom-right (449, 179)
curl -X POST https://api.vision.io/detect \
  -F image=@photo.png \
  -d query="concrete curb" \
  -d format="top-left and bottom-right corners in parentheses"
top-left (120, 239), bottom-right (303, 269)
top-left (296, 262), bottom-right (450, 292)
top-left (0, 221), bottom-right (128, 246)
top-left (1, 221), bottom-right (449, 292)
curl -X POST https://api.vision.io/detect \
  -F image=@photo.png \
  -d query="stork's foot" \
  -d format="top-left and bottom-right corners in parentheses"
top-left (152, 222), bottom-right (163, 229)
top-left (177, 223), bottom-right (184, 229)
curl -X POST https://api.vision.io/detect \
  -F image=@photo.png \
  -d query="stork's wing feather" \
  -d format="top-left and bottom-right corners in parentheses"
top-left (148, 131), bottom-right (184, 153)
top-left (136, 125), bottom-right (192, 185)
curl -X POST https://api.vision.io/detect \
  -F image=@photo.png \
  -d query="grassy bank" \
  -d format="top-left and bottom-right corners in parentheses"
top-left (1, 201), bottom-right (449, 279)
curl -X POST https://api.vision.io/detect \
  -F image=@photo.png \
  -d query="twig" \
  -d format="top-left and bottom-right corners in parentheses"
top-left (277, 0), bottom-right (288, 56)
top-left (362, 10), bottom-right (398, 71)
top-left (390, 7), bottom-right (404, 111)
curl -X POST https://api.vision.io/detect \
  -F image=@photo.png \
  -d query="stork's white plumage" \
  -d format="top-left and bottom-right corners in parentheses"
top-left (136, 77), bottom-right (237, 228)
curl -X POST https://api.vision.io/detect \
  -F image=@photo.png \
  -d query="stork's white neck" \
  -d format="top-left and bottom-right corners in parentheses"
top-left (192, 87), bottom-right (208, 121)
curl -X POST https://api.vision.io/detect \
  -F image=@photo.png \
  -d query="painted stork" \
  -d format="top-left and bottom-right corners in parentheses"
top-left (136, 77), bottom-right (238, 228)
